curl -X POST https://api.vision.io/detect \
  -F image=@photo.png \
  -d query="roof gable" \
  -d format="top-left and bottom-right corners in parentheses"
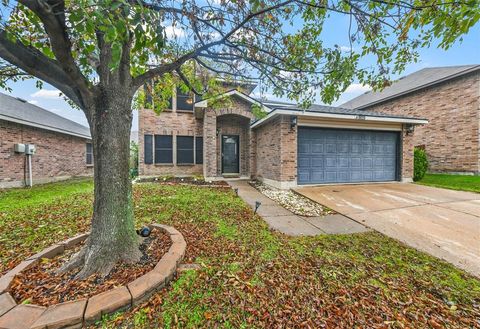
top-left (341, 65), bottom-right (480, 110)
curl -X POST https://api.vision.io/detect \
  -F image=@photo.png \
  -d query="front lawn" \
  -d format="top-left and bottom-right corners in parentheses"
top-left (417, 173), bottom-right (480, 193)
top-left (1, 179), bottom-right (479, 328)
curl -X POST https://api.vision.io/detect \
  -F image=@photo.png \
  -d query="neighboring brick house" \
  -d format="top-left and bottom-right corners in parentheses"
top-left (139, 86), bottom-right (427, 188)
top-left (342, 65), bottom-right (480, 175)
top-left (0, 93), bottom-right (93, 188)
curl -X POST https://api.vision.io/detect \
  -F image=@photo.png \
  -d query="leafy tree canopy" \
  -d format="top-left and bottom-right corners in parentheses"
top-left (0, 0), bottom-right (478, 110)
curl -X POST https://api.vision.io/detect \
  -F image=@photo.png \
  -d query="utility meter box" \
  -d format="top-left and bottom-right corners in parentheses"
top-left (25, 144), bottom-right (36, 155)
top-left (14, 143), bottom-right (25, 153)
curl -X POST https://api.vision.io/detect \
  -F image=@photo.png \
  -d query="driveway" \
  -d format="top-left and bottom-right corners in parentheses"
top-left (294, 184), bottom-right (480, 277)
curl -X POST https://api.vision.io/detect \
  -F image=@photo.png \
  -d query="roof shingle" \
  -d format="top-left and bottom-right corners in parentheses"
top-left (341, 65), bottom-right (480, 110)
top-left (0, 92), bottom-right (91, 139)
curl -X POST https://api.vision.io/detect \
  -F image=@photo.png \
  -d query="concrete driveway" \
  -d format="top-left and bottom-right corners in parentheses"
top-left (294, 184), bottom-right (480, 277)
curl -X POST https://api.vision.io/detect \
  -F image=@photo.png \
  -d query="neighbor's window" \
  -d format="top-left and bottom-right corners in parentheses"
top-left (86, 143), bottom-right (93, 165)
top-left (154, 135), bottom-right (173, 164)
top-left (176, 87), bottom-right (194, 111)
top-left (176, 136), bottom-right (194, 164)
top-left (195, 136), bottom-right (203, 164)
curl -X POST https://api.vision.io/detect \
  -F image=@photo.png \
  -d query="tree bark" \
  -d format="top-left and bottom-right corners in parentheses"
top-left (60, 85), bottom-right (141, 279)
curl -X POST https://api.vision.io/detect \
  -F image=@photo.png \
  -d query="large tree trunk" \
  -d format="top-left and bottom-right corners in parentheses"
top-left (60, 86), bottom-right (141, 279)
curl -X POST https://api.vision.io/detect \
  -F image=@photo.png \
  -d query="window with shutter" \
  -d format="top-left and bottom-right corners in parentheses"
top-left (195, 136), bottom-right (203, 164)
top-left (86, 143), bottom-right (93, 165)
top-left (177, 136), bottom-right (194, 164)
top-left (144, 135), bottom-right (153, 164)
top-left (155, 135), bottom-right (173, 164)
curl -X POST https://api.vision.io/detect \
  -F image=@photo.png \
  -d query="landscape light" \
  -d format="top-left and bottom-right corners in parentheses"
top-left (254, 201), bottom-right (262, 214)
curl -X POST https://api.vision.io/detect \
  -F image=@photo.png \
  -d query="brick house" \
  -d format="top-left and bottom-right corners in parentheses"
top-left (342, 65), bottom-right (480, 175)
top-left (139, 85), bottom-right (427, 188)
top-left (0, 92), bottom-right (93, 188)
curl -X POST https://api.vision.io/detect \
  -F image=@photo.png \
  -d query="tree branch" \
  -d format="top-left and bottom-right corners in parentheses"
top-left (18, 0), bottom-right (91, 99)
top-left (0, 30), bottom-right (83, 106)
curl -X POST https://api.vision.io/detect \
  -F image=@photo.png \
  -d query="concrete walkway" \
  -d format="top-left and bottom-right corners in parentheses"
top-left (228, 180), bottom-right (369, 236)
top-left (294, 183), bottom-right (480, 277)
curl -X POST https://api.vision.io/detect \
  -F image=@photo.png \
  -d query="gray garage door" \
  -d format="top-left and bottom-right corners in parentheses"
top-left (298, 127), bottom-right (399, 184)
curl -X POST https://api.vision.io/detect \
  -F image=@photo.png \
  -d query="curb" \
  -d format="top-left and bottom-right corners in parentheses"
top-left (0, 225), bottom-right (186, 329)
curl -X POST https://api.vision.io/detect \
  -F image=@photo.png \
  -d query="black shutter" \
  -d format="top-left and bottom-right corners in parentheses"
top-left (177, 136), bottom-right (194, 164)
top-left (195, 137), bottom-right (203, 164)
top-left (155, 135), bottom-right (173, 163)
top-left (144, 135), bottom-right (153, 164)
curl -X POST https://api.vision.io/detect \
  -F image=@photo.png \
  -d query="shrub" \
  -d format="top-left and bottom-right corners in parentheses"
top-left (413, 147), bottom-right (428, 181)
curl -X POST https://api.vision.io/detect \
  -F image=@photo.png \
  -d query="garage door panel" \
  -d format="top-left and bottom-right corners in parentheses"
top-left (325, 157), bottom-right (336, 168)
top-left (310, 157), bottom-right (324, 168)
top-left (351, 171), bottom-right (363, 181)
top-left (337, 143), bottom-right (349, 153)
top-left (338, 157), bottom-right (349, 167)
top-left (363, 158), bottom-right (373, 168)
top-left (298, 157), bottom-right (310, 168)
top-left (311, 143), bottom-right (324, 153)
top-left (351, 157), bottom-right (362, 168)
top-left (298, 171), bottom-right (310, 182)
top-left (298, 143), bottom-right (310, 154)
top-left (337, 171), bottom-right (349, 181)
top-left (298, 127), bottom-right (398, 184)
top-left (310, 170), bottom-right (324, 181)
top-left (326, 144), bottom-right (336, 153)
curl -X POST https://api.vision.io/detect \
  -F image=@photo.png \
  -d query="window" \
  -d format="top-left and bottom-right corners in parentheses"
top-left (144, 135), bottom-right (153, 164)
top-left (144, 83), bottom-right (173, 110)
top-left (195, 136), bottom-right (203, 164)
top-left (176, 88), bottom-right (194, 111)
top-left (86, 143), bottom-right (93, 165)
top-left (176, 136), bottom-right (194, 164)
top-left (155, 135), bottom-right (173, 164)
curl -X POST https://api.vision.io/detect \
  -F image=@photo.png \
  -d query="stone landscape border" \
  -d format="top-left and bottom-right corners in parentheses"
top-left (0, 224), bottom-right (186, 329)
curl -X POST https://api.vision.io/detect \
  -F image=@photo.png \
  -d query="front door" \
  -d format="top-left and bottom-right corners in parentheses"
top-left (222, 135), bottom-right (239, 174)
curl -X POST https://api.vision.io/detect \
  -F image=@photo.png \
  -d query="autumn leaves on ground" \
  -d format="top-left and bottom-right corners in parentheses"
top-left (0, 179), bottom-right (479, 328)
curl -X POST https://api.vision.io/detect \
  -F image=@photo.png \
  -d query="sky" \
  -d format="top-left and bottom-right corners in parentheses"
top-left (3, 16), bottom-right (479, 131)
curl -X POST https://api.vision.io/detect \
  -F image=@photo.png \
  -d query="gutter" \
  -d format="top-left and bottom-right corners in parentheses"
top-left (250, 108), bottom-right (428, 129)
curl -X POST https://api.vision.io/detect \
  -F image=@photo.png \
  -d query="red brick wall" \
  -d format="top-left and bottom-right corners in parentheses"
top-left (203, 99), bottom-right (255, 178)
top-left (139, 109), bottom-right (203, 176)
top-left (0, 120), bottom-right (93, 188)
top-left (365, 72), bottom-right (480, 174)
top-left (139, 95), bottom-right (256, 179)
top-left (401, 125), bottom-right (414, 181)
top-left (253, 115), bottom-right (297, 185)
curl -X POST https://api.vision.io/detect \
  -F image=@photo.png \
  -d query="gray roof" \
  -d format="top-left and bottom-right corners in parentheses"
top-left (0, 92), bottom-right (91, 139)
top-left (257, 98), bottom-right (426, 121)
top-left (341, 65), bottom-right (480, 110)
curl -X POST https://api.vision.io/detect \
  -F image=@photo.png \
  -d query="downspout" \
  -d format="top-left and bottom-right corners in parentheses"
top-left (27, 153), bottom-right (33, 187)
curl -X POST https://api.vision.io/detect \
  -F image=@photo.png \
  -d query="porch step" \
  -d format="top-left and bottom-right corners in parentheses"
top-left (222, 174), bottom-right (240, 178)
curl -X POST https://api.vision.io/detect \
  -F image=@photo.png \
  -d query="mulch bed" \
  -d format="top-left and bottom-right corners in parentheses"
top-left (9, 230), bottom-right (171, 307)
top-left (136, 176), bottom-right (229, 186)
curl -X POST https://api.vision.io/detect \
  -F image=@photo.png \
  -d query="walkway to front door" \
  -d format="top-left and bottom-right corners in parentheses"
top-left (228, 180), bottom-right (369, 236)
top-left (294, 183), bottom-right (480, 277)
top-left (222, 135), bottom-right (239, 174)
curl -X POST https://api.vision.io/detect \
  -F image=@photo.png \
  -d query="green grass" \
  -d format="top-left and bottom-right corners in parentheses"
top-left (417, 173), bottom-right (480, 193)
top-left (1, 179), bottom-right (479, 328)
top-left (0, 178), bottom-right (93, 211)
